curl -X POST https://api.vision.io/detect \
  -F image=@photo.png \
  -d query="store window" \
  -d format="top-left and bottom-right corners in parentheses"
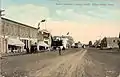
top-left (113, 40), bottom-right (115, 42)
top-left (44, 41), bottom-right (48, 44)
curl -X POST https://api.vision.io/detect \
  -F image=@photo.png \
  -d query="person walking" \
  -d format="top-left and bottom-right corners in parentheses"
top-left (26, 47), bottom-right (29, 54)
top-left (58, 46), bottom-right (61, 55)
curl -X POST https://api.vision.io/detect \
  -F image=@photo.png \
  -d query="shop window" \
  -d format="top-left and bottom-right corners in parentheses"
top-left (44, 41), bottom-right (48, 44)
top-left (26, 40), bottom-right (28, 48)
top-left (24, 40), bottom-right (26, 49)
top-left (117, 40), bottom-right (120, 43)
top-left (113, 40), bottom-right (115, 42)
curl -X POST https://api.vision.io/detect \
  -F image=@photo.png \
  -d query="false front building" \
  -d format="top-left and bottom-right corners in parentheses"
top-left (37, 29), bottom-right (52, 51)
top-left (0, 17), bottom-right (43, 53)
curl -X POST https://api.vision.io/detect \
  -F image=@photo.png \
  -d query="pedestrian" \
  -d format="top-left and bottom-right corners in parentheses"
top-left (82, 44), bottom-right (85, 49)
top-left (34, 46), bottom-right (37, 53)
top-left (11, 47), bottom-right (14, 53)
top-left (62, 46), bottom-right (65, 50)
top-left (0, 54), bottom-right (2, 59)
top-left (58, 47), bottom-right (61, 55)
top-left (26, 47), bottom-right (29, 54)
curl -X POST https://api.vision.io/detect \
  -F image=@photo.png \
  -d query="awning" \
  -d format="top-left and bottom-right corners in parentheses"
top-left (37, 41), bottom-right (49, 47)
top-left (8, 38), bottom-right (25, 46)
top-left (72, 43), bottom-right (75, 46)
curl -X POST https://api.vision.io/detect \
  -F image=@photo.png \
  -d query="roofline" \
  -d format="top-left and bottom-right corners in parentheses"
top-left (1, 17), bottom-right (37, 29)
top-left (105, 37), bottom-right (119, 38)
top-left (40, 29), bottom-right (50, 33)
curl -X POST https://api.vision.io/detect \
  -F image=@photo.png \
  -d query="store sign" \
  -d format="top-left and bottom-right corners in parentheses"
top-left (43, 33), bottom-right (49, 38)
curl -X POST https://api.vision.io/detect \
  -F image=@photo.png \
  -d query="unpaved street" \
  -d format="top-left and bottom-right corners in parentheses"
top-left (1, 48), bottom-right (120, 77)
top-left (29, 49), bottom-right (87, 77)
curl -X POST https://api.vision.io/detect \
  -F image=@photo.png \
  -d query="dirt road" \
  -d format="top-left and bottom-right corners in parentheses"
top-left (29, 49), bottom-right (87, 77)
top-left (2, 48), bottom-right (120, 77)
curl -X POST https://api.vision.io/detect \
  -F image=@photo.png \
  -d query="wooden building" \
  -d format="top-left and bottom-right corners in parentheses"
top-left (0, 17), bottom-right (43, 53)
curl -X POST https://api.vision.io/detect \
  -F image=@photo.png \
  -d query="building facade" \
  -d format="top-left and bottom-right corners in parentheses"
top-left (0, 17), bottom-right (3, 54)
top-left (106, 37), bottom-right (120, 48)
top-left (40, 29), bottom-right (52, 47)
top-left (52, 35), bottom-right (74, 49)
top-left (61, 35), bottom-right (74, 48)
top-left (0, 17), bottom-right (42, 53)
top-left (36, 29), bottom-right (52, 51)
top-left (101, 37), bottom-right (120, 48)
top-left (93, 40), bottom-right (101, 48)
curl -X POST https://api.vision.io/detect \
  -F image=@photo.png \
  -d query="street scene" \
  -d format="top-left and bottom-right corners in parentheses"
top-left (0, 0), bottom-right (120, 77)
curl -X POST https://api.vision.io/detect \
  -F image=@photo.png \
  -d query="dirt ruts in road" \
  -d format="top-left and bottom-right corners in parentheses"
top-left (84, 50), bottom-right (120, 77)
top-left (2, 48), bottom-right (120, 77)
top-left (29, 49), bottom-right (87, 77)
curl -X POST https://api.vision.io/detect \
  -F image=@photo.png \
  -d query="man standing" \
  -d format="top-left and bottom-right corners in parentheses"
top-left (26, 47), bottom-right (29, 54)
top-left (58, 46), bottom-right (61, 55)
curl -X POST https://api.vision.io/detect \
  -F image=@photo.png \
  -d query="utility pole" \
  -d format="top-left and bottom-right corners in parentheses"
top-left (37, 19), bottom-right (46, 43)
top-left (0, 9), bottom-right (5, 55)
top-left (0, 9), bottom-right (5, 53)
top-left (0, 9), bottom-right (5, 77)
top-left (41, 19), bottom-right (46, 29)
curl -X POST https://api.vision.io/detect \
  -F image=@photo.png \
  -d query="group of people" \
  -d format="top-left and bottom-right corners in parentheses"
top-left (26, 45), bottom-right (37, 54)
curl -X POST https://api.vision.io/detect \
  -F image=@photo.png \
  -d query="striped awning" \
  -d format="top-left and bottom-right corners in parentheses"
top-left (37, 41), bottom-right (49, 47)
top-left (8, 38), bottom-right (25, 46)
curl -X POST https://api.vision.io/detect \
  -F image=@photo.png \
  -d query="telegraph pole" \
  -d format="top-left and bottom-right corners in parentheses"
top-left (0, 9), bottom-right (5, 77)
top-left (0, 9), bottom-right (5, 56)
top-left (0, 9), bottom-right (5, 54)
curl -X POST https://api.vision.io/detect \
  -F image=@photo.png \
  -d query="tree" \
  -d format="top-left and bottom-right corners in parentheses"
top-left (89, 41), bottom-right (92, 46)
top-left (78, 41), bottom-right (81, 43)
top-left (67, 32), bottom-right (69, 35)
top-left (94, 40), bottom-right (100, 48)
top-left (100, 37), bottom-right (107, 49)
top-left (41, 19), bottom-right (46, 22)
top-left (118, 40), bottom-right (120, 49)
top-left (119, 32), bottom-right (120, 38)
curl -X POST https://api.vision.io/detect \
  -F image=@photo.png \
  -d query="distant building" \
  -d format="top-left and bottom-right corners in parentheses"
top-left (39, 29), bottom-right (52, 47)
top-left (52, 35), bottom-right (74, 49)
top-left (78, 42), bottom-right (82, 48)
top-left (101, 37), bottom-right (120, 48)
top-left (37, 29), bottom-right (52, 51)
top-left (73, 42), bottom-right (82, 48)
top-left (93, 40), bottom-right (101, 48)
top-left (52, 36), bottom-right (64, 48)
top-left (61, 35), bottom-right (74, 48)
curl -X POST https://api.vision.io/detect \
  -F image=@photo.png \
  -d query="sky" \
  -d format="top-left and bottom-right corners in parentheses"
top-left (1, 0), bottom-right (120, 44)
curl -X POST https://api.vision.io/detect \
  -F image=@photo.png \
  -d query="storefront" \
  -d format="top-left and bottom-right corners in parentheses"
top-left (37, 41), bottom-right (49, 51)
top-left (7, 38), bottom-right (25, 53)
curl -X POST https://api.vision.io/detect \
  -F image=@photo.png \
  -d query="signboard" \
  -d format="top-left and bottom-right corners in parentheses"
top-left (51, 40), bottom-right (63, 46)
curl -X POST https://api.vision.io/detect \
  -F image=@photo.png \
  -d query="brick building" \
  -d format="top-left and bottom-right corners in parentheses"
top-left (0, 17), bottom-right (43, 53)
top-left (101, 37), bottom-right (120, 49)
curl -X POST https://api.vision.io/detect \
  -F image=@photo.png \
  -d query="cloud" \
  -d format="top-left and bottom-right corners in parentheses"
top-left (55, 6), bottom-right (120, 22)
top-left (2, 2), bottom-right (120, 44)
top-left (55, 9), bottom-right (95, 23)
top-left (4, 4), bottom-right (50, 26)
